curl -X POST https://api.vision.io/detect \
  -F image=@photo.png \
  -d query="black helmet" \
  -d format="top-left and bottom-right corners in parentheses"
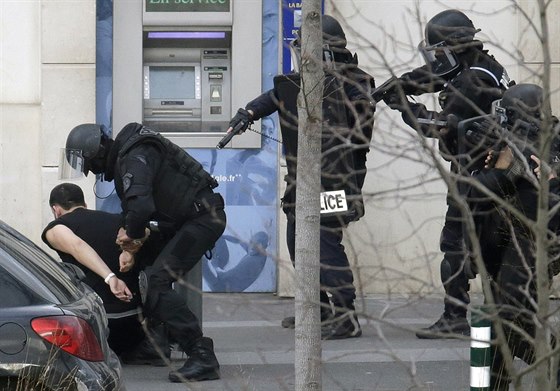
top-left (492, 84), bottom-right (548, 157)
top-left (425, 9), bottom-right (479, 47)
top-left (496, 84), bottom-right (546, 127)
top-left (322, 15), bottom-right (347, 49)
top-left (66, 124), bottom-right (103, 158)
top-left (292, 15), bottom-right (347, 48)
top-left (418, 10), bottom-right (480, 78)
top-left (289, 15), bottom-right (348, 71)
top-left (64, 124), bottom-right (104, 176)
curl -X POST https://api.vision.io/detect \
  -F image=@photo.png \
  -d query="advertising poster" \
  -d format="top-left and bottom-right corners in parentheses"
top-left (195, 0), bottom-right (281, 293)
top-left (188, 127), bottom-right (278, 292)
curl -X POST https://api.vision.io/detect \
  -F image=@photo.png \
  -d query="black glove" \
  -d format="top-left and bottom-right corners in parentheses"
top-left (217, 108), bottom-right (254, 149)
top-left (229, 108), bottom-right (253, 134)
top-left (399, 68), bottom-right (443, 94)
top-left (399, 69), bottom-right (428, 83)
top-left (381, 90), bottom-right (402, 110)
top-left (399, 71), bottom-right (423, 88)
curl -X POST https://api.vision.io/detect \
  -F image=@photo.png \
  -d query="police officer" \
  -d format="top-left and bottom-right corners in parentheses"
top-left (42, 183), bottom-right (148, 357)
top-left (467, 84), bottom-right (560, 390)
top-left (381, 9), bottom-right (512, 338)
top-left (227, 15), bottom-right (375, 339)
top-left (64, 122), bottom-right (226, 382)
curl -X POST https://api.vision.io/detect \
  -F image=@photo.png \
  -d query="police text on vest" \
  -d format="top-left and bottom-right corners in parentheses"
top-left (320, 190), bottom-right (348, 214)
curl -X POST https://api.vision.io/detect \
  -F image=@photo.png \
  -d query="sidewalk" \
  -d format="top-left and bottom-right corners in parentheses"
top-left (121, 293), bottom-right (532, 391)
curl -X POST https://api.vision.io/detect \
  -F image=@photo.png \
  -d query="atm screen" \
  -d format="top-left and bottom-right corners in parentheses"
top-left (149, 66), bottom-right (197, 99)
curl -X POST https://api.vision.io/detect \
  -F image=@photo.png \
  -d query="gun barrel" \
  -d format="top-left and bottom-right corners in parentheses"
top-left (216, 120), bottom-right (248, 149)
top-left (216, 131), bottom-right (235, 149)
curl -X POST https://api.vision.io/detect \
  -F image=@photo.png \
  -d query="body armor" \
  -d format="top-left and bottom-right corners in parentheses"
top-left (452, 52), bottom-right (511, 176)
top-left (115, 125), bottom-right (218, 224)
top-left (273, 73), bottom-right (363, 225)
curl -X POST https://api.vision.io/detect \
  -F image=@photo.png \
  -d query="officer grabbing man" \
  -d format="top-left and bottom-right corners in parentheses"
top-left (223, 15), bottom-right (375, 339)
top-left (63, 122), bottom-right (226, 382)
top-left (378, 9), bottom-right (513, 339)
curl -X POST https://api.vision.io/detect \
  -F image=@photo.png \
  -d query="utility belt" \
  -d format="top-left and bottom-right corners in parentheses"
top-left (149, 190), bottom-right (225, 235)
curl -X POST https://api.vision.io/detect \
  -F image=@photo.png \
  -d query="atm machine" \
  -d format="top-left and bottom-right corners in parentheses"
top-left (113, 0), bottom-right (262, 148)
top-left (142, 31), bottom-right (232, 135)
top-left (112, 0), bottom-right (263, 323)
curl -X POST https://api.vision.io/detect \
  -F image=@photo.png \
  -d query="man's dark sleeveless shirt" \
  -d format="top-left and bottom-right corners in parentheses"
top-left (42, 208), bottom-right (139, 314)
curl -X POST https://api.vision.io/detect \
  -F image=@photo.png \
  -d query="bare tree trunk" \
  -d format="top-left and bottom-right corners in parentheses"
top-left (533, 1), bottom-right (554, 389)
top-left (294, 3), bottom-right (323, 391)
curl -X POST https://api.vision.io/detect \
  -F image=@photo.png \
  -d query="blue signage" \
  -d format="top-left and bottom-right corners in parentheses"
top-left (281, 0), bottom-right (324, 74)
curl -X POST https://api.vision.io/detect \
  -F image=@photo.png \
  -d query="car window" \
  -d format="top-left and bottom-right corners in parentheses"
top-left (0, 229), bottom-right (84, 304)
top-left (0, 257), bottom-right (45, 307)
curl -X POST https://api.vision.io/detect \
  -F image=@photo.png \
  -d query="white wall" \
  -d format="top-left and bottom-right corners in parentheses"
top-left (0, 0), bottom-right (96, 253)
top-left (0, 1), bottom-right (42, 241)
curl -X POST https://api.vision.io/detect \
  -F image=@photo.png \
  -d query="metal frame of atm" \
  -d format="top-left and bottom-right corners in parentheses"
top-left (113, 0), bottom-right (262, 149)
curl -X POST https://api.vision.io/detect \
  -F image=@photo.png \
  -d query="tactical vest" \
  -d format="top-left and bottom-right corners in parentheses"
top-left (273, 73), bottom-right (363, 226)
top-left (453, 53), bottom-right (512, 175)
top-left (117, 125), bottom-right (218, 223)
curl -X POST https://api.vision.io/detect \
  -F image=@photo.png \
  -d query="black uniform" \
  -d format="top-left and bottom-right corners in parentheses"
top-left (246, 49), bottom-right (374, 335)
top-left (103, 123), bottom-right (226, 356)
top-left (469, 163), bottom-right (560, 389)
top-left (41, 208), bottom-right (143, 354)
top-left (398, 45), bottom-right (510, 322)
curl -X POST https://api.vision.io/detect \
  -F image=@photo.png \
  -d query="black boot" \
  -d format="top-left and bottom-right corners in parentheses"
top-left (168, 337), bottom-right (220, 382)
top-left (120, 322), bottom-right (171, 366)
top-left (321, 311), bottom-right (362, 340)
top-left (415, 312), bottom-right (470, 339)
top-left (281, 304), bottom-right (334, 329)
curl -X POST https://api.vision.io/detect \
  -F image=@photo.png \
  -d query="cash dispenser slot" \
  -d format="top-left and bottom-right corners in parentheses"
top-left (149, 109), bottom-right (196, 116)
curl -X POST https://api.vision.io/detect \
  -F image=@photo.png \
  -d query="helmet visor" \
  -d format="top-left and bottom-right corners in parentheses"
top-left (491, 99), bottom-right (508, 126)
top-left (418, 40), bottom-right (459, 77)
top-left (58, 148), bottom-right (86, 179)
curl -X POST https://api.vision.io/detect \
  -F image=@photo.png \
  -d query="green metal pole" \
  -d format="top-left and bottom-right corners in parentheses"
top-left (470, 305), bottom-right (491, 391)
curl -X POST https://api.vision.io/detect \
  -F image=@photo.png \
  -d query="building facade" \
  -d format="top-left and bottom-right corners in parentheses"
top-left (0, 0), bottom-right (558, 295)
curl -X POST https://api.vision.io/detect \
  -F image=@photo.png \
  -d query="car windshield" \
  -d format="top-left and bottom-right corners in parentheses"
top-left (0, 225), bottom-right (83, 304)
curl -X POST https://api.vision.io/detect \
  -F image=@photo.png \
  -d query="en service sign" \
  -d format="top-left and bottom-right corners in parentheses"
top-left (146, 0), bottom-right (230, 12)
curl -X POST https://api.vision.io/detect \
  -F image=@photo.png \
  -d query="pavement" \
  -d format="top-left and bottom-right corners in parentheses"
top-left (121, 292), bottom-right (536, 391)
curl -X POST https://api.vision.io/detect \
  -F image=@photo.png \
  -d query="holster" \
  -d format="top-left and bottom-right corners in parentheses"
top-left (189, 192), bottom-right (225, 219)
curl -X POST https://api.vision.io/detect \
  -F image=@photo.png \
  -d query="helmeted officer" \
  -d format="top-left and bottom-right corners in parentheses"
top-left (381, 9), bottom-right (513, 338)
top-left (226, 15), bottom-right (375, 339)
top-left (64, 122), bottom-right (226, 382)
top-left (466, 84), bottom-right (560, 390)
